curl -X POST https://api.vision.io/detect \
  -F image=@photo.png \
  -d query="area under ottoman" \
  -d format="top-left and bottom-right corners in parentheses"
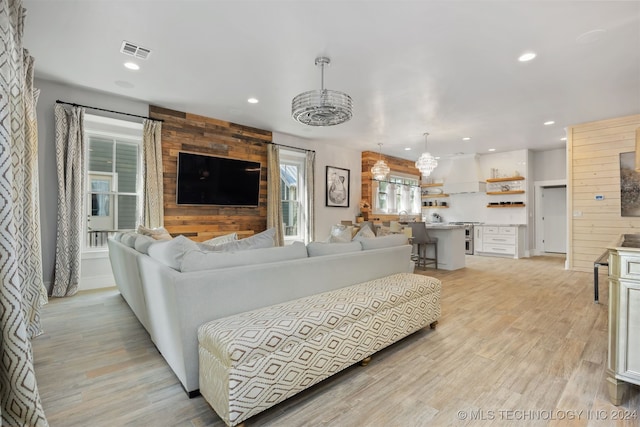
top-left (198, 272), bottom-right (441, 426)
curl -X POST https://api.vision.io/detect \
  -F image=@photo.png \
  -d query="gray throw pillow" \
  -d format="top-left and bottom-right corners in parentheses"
top-left (358, 234), bottom-right (409, 250)
top-left (147, 235), bottom-right (199, 270)
top-left (206, 228), bottom-right (276, 252)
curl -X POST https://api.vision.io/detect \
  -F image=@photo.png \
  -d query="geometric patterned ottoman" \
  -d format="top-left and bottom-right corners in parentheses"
top-left (198, 272), bottom-right (441, 426)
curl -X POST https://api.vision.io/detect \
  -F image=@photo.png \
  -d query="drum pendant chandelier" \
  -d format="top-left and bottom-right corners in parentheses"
top-left (415, 132), bottom-right (438, 177)
top-left (292, 57), bottom-right (353, 126)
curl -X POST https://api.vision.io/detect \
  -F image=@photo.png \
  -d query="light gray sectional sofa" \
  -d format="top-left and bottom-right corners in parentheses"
top-left (107, 231), bottom-right (413, 396)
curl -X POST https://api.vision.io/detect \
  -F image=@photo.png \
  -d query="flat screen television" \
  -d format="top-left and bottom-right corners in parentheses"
top-left (176, 151), bottom-right (261, 206)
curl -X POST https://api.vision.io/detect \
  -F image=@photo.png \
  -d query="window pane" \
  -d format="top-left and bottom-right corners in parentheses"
top-left (116, 142), bottom-right (138, 193)
top-left (280, 164), bottom-right (298, 201)
top-left (117, 195), bottom-right (138, 229)
top-left (89, 138), bottom-right (113, 172)
top-left (281, 200), bottom-right (299, 236)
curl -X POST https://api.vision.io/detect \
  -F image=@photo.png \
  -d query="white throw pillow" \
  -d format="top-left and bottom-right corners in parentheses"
top-left (202, 232), bottom-right (238, 246)
top-left (121, 232), bottom-right (138, 248)
top-left (358, 234), bottom-right (409, 250)
top-left (147, 235), bottom-right (199, 270)
top-left (353, 224), bottom-right (376, 239)
top-left (207, 228), bottom-right (276, 252)
top-left (306, 241), bottom-right (362, 257)
top-left (134, 234), bottom-right (156, 254)
top-left (137, 225), bottom-right (173, 240)
top-left (181, 241), bottom-right (307, 272)
top-left (328, 224), bottom-right (353, 243)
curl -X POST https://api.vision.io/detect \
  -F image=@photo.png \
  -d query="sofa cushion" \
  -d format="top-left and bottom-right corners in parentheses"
top-left (206, 228), bottom-right (276, 252)
top-left (181, 241), bottom-right (307, 272)
top-left (134, 234), bottom-right (156, 254)
top-left (147, 235), bottom-right (199, 270)
top-left (112, 232), bottom-right (125, 242)
top-left (306, 241), bottom-right (362, 257)
top-left (357, 234), bottom-right (408, 250)
top-left (137, 225), bottom-right (173, 240)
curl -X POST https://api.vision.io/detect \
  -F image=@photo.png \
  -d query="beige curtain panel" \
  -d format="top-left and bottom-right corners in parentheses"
top-left (142, 119), bottom-right (164, 228)
top-left (0, 0), bottom-right (49, 425)
top-left (52, 104), bottom-right (85, 297)
top-left (267, 144), bottom-right (284, 246)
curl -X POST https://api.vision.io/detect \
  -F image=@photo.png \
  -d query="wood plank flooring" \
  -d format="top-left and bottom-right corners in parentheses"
top-left (32, 255), bottom-right (639, 426)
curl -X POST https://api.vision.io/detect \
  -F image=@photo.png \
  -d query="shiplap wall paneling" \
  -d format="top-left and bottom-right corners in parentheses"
top-left (149, 106), bottom-right (271, 241)
top-left (568, 114), bottom-right (640, 272)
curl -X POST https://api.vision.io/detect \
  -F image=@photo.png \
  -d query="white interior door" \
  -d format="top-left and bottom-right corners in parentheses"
top-left (542, 186), bottom-right (567, 253)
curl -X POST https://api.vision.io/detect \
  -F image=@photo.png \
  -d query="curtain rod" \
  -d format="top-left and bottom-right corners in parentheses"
top-left (55, 100), bottom-right (163, 122)
top-left (267, 141), bottom-right (315, 153)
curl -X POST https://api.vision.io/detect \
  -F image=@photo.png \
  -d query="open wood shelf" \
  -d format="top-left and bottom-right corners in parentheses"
top-left (486, 176), bottom-right (525, 183)
top-left (486, 204), bottom-right (526, 208)
top-left (486, 190), bottom-right (525, 195)
top-left (420, 183), bottom-right (444, 187)
top-left (421, 194), bottom-right (449, 198)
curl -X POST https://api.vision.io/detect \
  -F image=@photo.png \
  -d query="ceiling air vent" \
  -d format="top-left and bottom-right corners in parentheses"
top-left (120, 41), bottom-right (151, 60)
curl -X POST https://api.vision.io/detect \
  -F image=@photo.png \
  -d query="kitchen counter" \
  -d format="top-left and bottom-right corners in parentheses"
top-left (424, 223), bottom-right (466, 230)
top-left (420, 224), bottom-right (466, 270)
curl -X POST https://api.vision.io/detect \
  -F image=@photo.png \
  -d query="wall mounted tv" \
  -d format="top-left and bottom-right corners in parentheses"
top-left (176, 151), bottom-right (261, 206)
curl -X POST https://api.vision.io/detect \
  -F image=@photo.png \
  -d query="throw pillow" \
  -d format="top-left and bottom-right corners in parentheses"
top-left (137, 225), bottom-right (173, 240)
top-left (134, 234), bottom-right (156, 254)
top-left (306, 241), bottom-right (362, 257)
top-left (353, 224), bottom-right (376, 239)
top-left (328, 224), bottom-right (353, 243)
top-left (202, 232), bottom-right (238, 246)
top-left (121, 232), bottom-right (138, 248)
top-left (358, 234), bottom-right (409, 250)
top-left (206, 228), bottom-right (276, 252)
top-left (376, 225), bottom-right (392, 236)
top-left (181, 241), bottom-right (308, 272)
top-left (147, 235), bottom-right (199, 270)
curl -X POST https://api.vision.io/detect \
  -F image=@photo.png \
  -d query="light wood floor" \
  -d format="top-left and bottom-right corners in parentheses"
top-left (32, 255), bottom-right (640, 426)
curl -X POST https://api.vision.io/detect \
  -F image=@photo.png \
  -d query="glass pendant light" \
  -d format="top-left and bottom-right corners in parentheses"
top-left (371, 143), bottom-right (391, 181)
top-left (415, 132), bottom-right (438, 177)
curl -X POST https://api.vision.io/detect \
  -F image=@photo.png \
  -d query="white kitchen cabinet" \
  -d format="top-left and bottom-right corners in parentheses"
top-left (607, 239), bottom-right (640, 405)
top-left (474, 226), bottom-right (483, 253)
top-left (475, 225), bottom-right (525, 258)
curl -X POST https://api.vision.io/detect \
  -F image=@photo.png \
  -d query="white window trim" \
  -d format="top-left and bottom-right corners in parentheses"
top-left (83, 115), bottom-right (143, 254)
top-left (280, 149), bottom-right (307, 243)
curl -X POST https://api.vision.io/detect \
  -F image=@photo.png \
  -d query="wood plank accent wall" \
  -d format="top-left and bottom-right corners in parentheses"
top-left (149, 106), bottom-right (272, 241)
top-left (568, 113), bottom-right (640, 272)
top-left (361, 151), bottom-right (421, 222)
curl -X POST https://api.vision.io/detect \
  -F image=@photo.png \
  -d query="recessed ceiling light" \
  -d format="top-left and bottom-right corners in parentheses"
top-left (462, 137), bottom-right (471, 141)
top-left (488, 148), bottom-right (496, 152)
top-left (247, 98), bottom-right (259, 104)
top-left (544, 120), bottom-right (555, 126)
top-left (561, 137), bottom-right (567, 141)
top-left (124, 62), bottom-right (139, 70)
top-left (404, 147), bottom-right (411, 151)
top-left (435, 156), bottom-right (441, 160)
top-left (518, 52), bottom-right (536, 62)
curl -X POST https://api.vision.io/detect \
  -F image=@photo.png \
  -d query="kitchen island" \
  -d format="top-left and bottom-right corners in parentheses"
top-left (422, 223), bottom-right (466, 270)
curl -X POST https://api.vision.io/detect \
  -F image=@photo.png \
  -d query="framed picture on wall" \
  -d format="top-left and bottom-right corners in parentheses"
top-left (326, 166), bottom-right (350, 207)
top-left (620, 151), bottom-right (640, 216)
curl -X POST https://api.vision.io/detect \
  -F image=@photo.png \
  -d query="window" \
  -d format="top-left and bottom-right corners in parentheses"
top-left (372, 174), bottom-right (421, 215)
top-left (84, 115), bottom-right (143, 250)
top-left (280, 149), bottom-right (308, 242)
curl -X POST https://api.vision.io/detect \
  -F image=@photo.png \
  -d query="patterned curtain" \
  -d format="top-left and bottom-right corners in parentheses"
top-left (304, 151), bottom-right (315, 243)
top-left (52, 104), bottom-right (85, 297)
top-left (0, 1), bottom-right (49, 425)
top-left (266, 144), bottom-right (284, 246)
top-left (142, 119), bottom-right (163, 228)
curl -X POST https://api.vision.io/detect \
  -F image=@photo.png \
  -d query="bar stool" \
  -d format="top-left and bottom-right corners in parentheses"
top-left (408, 222), bottom-right (438, 269)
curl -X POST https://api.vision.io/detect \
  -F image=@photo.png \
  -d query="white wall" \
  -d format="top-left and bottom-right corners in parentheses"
top-left (273, 132), bottom-right (361, 241)
top-left (533, 148), bottom-right (566, 181)
top-left (35, 78), bottom-right (149, 292)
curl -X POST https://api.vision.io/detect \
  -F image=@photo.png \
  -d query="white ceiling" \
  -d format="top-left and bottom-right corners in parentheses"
top-left (23, 1), bottom-right (640, 160)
